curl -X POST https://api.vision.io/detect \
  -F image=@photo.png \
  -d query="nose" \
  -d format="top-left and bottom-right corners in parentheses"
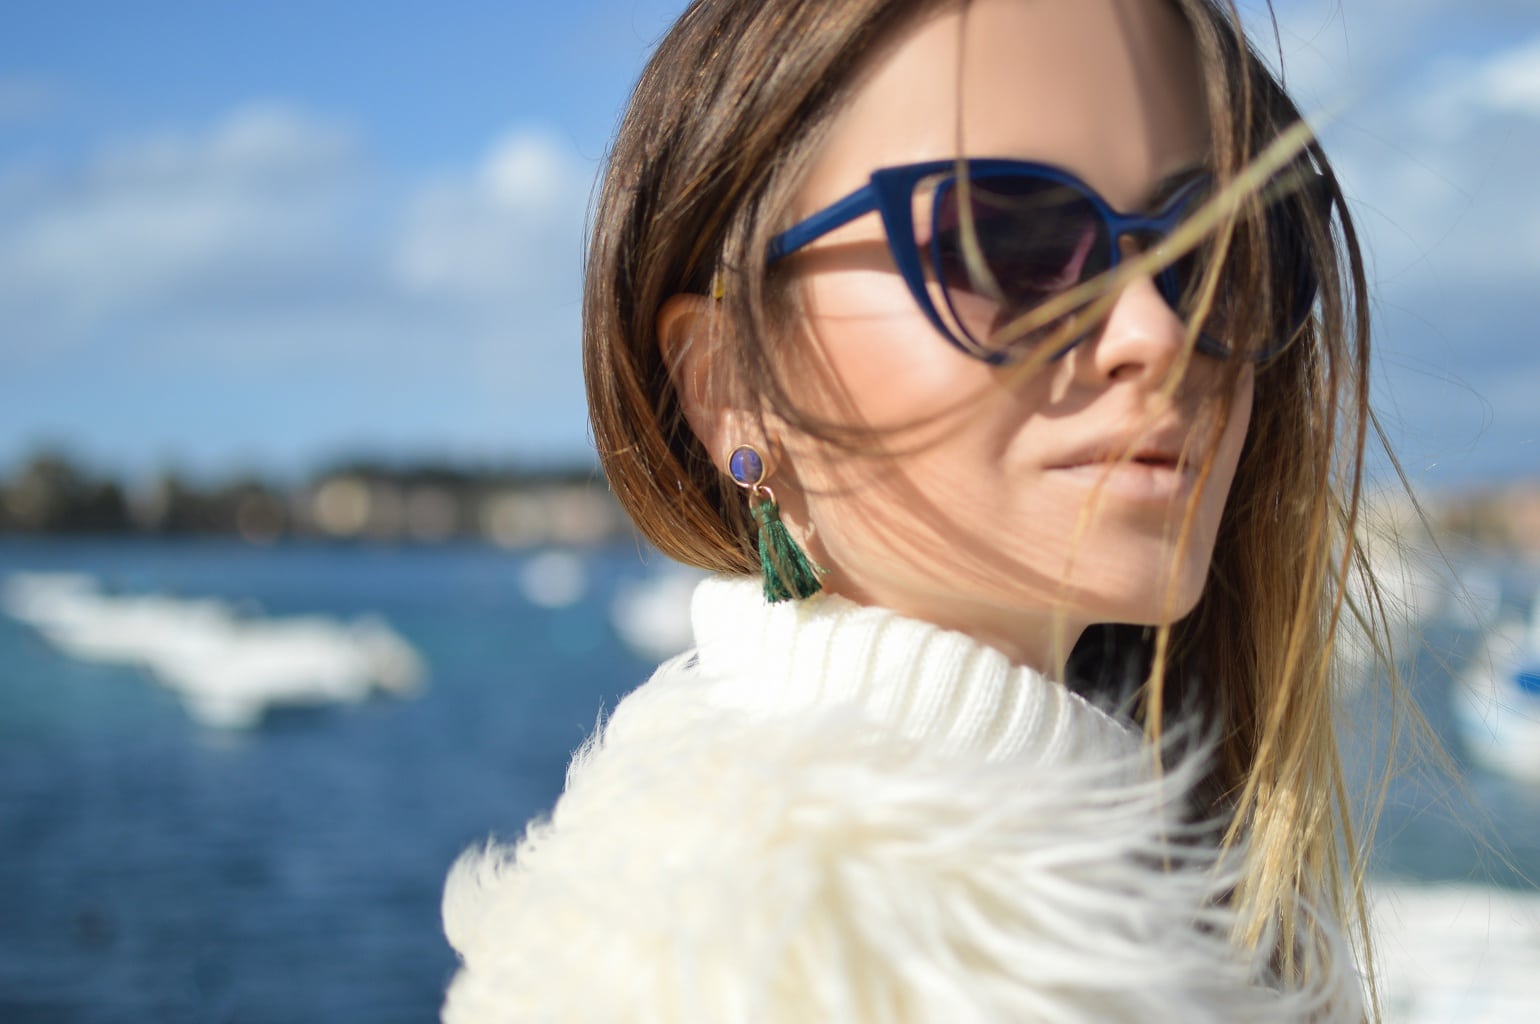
top-left (1071, 268), bottom-right (1188, 386)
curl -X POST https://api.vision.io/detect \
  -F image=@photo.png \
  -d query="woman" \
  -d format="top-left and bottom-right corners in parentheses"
top-left (443, 0), bottom-right (1390, 1019)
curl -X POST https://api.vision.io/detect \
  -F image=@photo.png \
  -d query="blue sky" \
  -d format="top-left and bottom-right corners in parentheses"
top-left (2, 0), bottom-right (1537, 488)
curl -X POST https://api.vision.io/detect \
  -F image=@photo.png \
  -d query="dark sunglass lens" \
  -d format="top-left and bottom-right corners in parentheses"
top-left (1164, 178), bottom-right (1325, 362)
top-left (930, 175), bottom-right (1110, 354)
top-left (1165, 235), bottom-right (1233, 351)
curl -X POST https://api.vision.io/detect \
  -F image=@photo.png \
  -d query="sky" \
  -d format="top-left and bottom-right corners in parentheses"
top-left (1, 0), bottom-right (1537, 488)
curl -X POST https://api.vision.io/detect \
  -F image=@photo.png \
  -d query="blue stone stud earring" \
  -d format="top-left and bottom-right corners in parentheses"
top-left (727, 444), bottom-right (823, 603)
top-left (728, 445), bottom-right (765, 490)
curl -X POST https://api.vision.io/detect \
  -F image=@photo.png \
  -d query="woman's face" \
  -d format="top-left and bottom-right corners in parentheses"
top-left (770, 0), bottom-right (1253, 672)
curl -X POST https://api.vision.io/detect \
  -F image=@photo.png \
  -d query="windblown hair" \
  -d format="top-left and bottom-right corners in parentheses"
top-left (584, 0), bottom-right (1396, 1011)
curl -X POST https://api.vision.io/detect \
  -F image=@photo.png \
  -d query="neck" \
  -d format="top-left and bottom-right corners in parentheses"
top-left (819, 576), bottom-right (1090, 678)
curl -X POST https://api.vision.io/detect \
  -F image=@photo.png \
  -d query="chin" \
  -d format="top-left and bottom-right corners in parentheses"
top-left (1063, 552), bottom-right (1212, 629)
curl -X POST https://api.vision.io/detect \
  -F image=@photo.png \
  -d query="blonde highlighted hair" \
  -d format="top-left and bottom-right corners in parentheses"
top-left (585, 0), bottom-right (1397, 1010)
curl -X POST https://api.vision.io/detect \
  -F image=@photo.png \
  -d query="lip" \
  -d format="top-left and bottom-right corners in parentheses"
top-left (1047, 429), bottom-right (1202, 502)
top-left (1049, 459), bottom-right (1197, 502)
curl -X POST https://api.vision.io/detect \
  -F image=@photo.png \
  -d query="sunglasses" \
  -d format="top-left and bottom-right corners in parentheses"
top-left (766, 158), bottom-right (1321, 364)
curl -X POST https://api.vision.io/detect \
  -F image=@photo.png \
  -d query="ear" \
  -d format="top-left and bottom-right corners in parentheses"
top-left (657, 293), bottom-right (760, 470)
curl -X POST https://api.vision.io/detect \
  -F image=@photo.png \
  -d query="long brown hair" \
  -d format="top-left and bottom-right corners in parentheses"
top-left (585, 0), bottom-right (1395, 1007)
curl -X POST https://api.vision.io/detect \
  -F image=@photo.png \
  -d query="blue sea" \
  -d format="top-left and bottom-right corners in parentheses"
top-left (0, 538), bottom-right (1536, 1022)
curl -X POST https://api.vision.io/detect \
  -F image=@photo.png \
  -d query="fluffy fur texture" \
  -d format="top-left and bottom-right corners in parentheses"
top-left (442, 579), bottom-right (1360, 1022)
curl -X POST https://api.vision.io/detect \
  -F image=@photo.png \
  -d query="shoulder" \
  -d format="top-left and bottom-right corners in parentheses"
top-left (442, 655), bottom-right (1358, 1023)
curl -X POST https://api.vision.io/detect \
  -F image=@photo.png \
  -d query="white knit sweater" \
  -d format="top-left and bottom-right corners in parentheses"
top-left (442, 576), bottom-right (1360, 1022)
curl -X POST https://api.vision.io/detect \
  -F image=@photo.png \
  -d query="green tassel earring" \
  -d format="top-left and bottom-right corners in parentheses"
top-left (729, 444), bottom-right (824, 603)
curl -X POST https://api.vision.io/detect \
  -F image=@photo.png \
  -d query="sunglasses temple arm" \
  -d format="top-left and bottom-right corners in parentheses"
top-left (767, 185), bottom-right (883, 262)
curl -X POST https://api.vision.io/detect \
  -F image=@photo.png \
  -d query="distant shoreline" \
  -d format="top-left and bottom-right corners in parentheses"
top-left (0, 451), bottom-right (630, 547)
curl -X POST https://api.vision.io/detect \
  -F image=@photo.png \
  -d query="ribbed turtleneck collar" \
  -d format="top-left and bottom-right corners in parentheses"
top-left (689, 576), bottom-right (1138, 766)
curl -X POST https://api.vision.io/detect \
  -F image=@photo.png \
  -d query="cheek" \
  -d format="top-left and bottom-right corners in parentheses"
top-left (795, 270), bottom-right (998, 430)
top-left (1208, 371), bottom-right (1255, 503)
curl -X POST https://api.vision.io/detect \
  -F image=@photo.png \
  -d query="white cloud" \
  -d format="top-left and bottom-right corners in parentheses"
top-left (1404, 34), bottom-right (1540, 139)
top-left (0, 104), bottom-right (601, 462)
top-left (482, 133), bottom-right (575, 210)
top-left (394, 131), bottom-right (589, 300)
top-left (0, 105), bottom-right (595, 351)
top-left (1472, 35), bottom-right (1540, 115)
top-left (0, 104), bottom-right (366, 339)
top-left (92, 104), bottom-right (359, 185)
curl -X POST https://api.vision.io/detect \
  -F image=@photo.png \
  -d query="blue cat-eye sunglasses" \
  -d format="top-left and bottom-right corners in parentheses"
top-left (766, 158), bottom-right (1319, 365)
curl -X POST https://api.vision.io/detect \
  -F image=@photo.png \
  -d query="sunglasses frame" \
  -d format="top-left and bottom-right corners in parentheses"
top-left (766, 157), bottom-right (1316, 365)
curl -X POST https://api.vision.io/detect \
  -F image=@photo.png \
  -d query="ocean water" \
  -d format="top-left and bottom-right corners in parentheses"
top-left (0, 538), bottom-right (1535, 1022)
top-left (0, 538), bottom-right (658, 1023)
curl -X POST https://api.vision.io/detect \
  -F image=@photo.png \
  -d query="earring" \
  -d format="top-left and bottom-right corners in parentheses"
top-left (728, 444), bottom-right (824, 603)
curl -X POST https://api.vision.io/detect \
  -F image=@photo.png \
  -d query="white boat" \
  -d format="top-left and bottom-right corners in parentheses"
top-left (1452, 585), bottom-right (1540, 783)
top-left (1371, 882), bottom-right (1540, 1023)
top-left (609, 565), bottom-right (704, 661)
top-left (0, 571), bottom-right (425, 730)
top-left (518, 549), bottom-right (588, 609)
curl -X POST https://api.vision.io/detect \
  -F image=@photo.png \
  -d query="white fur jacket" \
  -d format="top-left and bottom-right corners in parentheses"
top-left (442, 576), bottom-right (1360, 1022)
